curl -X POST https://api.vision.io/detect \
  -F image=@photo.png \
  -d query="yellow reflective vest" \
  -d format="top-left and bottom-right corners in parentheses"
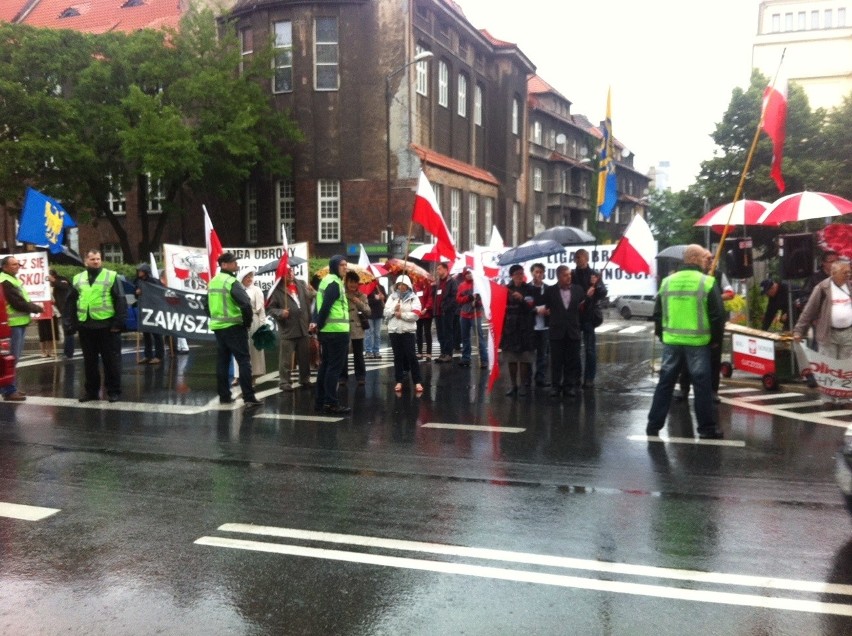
top-left (73, 269), bottom-right (117, 322)
top-left (208, 272), bottom-right (242, 331)
top-left (0, 272), bottom-right (33, 327)
top-left (317, 274), bottom-right (349, 333)
top-left (659, 269), bottom-right (714, 346)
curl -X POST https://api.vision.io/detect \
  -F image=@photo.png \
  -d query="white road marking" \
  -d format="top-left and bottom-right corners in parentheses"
top-left (735, 392), bottom-right (804, 402)
top-left (420, 423), bottom-right (525, 433)
top-left (773, 400), bottom-right (829, 410)
top-left (253, 413), bottom-right (344, 423)
top-left (195, 534), bottom-right (852, 616)
top-left (628, 435), bottom-right (745, 447)
top-left (717, 388), bottom-right (761, 394)
top-left (594, 324), bottom-right (621, 333)
top-left (618, 326), bottom-right (648, 334)
top-left (214, 523), bottom-right (852, 596)
top-left (0, 502), bottom-right (60, 521)
top-left (720, 397), bottom-right (852, 428)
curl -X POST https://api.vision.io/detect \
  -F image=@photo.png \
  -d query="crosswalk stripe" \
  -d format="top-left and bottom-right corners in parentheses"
top-left (735, 392), bottom-right (803, 402)
top-left (628, 435), bottom-right (745, 447)
top-left (0, 502), bottom-right (60, 521)
top-left (253, 413), bottom-right (344, 423)
top-left (618, 326), bottom-right (648, 334)
top-left (594, 324), bottom-right (621, 333)
top-left (717, 388), bottom-right (761, 394)
top-left (773, 400), bottom-right (828, 410)
top-left (421, 423), bottom-right (525, 433)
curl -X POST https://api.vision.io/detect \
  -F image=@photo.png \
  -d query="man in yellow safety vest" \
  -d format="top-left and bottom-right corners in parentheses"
top-left (0, 255), bottom-right (44, 401)
top-left (65, 249), bottom-right (127, 403)
top-left (207, 251), bottom-right (262, 407)
top-left (313, 255), bottom-right (350, 414)
top-left (646, 244), bottom-right (725, 439)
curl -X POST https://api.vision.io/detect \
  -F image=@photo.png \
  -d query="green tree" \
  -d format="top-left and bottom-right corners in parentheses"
top-left (0, 6), bottom-right (301, 261)
top-left (645, 188), bottom-right (704, 248)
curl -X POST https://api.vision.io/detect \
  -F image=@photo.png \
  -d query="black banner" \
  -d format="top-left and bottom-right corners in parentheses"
top-left (136, 281), bottom-right (215, 341)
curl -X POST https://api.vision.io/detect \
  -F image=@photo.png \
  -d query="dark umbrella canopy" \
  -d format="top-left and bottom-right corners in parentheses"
top-left (532, 225), bottom-right (596, 245)
top-left (497, 239), bottom-right (565, 266)
top-left (655, 244), bottom-right (688, 261)
top-left (256, 255), bottom-right (307, 275)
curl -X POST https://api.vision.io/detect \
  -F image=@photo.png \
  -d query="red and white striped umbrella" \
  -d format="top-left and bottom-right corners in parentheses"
top-left (694, 200), bottom-right (772, 233)
top-left (756, 191), bottom-right (852, 225)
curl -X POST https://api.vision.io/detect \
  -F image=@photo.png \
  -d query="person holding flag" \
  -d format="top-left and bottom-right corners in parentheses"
top-left (573, 249), bottom-right (607, 389)
top-left (268, 266), bottom-right (315, 391)
top-left (0, 256), bottom-right (44, 401)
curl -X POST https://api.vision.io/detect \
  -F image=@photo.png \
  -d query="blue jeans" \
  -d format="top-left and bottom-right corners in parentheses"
top-left (647, 343), bottom-right (718, 435)
top-left (580, 320), bottom-right (597, 383)
top-left (4, 325), bottom-right (26, 394)
top-left (365, 318), bottom-right (383, 355)
top-left (460, 316), bottom-right (488, 363)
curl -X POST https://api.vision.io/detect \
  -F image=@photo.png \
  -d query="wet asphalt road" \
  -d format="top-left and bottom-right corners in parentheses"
top-left (1, 322), bottom-right (851, 635)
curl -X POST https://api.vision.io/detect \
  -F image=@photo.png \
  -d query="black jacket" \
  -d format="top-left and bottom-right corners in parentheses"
top-left (543, 283), bottom-right (586, 341)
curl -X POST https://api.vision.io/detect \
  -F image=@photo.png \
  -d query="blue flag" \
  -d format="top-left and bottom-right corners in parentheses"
top-left (597, 88), bottom-right (618, 220)
top-left (17, 187), bottom-right (76, 254)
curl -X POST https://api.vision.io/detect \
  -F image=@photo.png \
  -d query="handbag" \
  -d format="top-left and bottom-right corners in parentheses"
top-left (359, 312), bottom-right (370, 330)
top-left (592, 304), bottom-right (604, 328)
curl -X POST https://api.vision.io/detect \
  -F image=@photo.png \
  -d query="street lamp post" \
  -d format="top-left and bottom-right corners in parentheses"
top-left (385, 50), bottom-right (433, 257)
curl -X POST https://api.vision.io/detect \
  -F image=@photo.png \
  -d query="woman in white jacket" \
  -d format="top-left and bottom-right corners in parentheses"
top-left (384, 275), bottom-right (423, 393)
top-left (240, 267), bottom-right (266, 384)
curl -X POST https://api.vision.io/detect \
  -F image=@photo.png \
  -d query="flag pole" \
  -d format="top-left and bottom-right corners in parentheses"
top-left (710, 49), bottom-right (786, 275)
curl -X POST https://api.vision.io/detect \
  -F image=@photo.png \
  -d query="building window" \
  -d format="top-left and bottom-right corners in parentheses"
top-left (273, 21), bottom-right (293, 93)
top-left (771, 13), bottom-right (780, 32)
top-left (147, 175), bottom-right (164, 213)
top-left (245, 181), bottom-right (258, 243)
top-left (314, 17), bottom-right (338, 91)
top-left (474, 84), bottom-right (482, 126)
top-left (468, 193), bottom-right (478, 248)
top-left (108, 175), bottom-right (126, 215)
top-left (102, 243), bottom-right (123, 263)
top-left (276, 179), bottom-right (295, 241)
top-left (483, 198), bottom-right (493, 238)
top-left (811, 10), bottom-right (819, 28)
top-left (533, 167), bottom-right (543, 192)
top-left (438, 61), bottom-right (448, 107)
top-left (415, 45), bottom-right (429, 96)
top-left (798, 11), bottom-right (806, 30)
top-left (511, 98), bottom-right (519, 135)
top-left (450, 189), bottom-right (460, 247)
top-left (784, 12), bottom-right (793, 30)
top-left (457, 73), bottom-right (467, 117)
top-left (239, 28), bottom-right (253, 75)
top-left (318, 179), bottom-right (340, 242)
top-left (531, 121), bottom-right (542, 145)
top-left (824, 9), bottom-right (832, 27)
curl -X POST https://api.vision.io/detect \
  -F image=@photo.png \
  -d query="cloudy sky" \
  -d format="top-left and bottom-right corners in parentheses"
top-left (455, 0), bottom-right (764, 191)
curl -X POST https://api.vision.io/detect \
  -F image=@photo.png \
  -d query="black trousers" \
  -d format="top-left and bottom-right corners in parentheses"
top-left (341, 338), bottom-right (366, 380)
top-left (390, 332), bottom-right (421, 383)
top-left (316, 331), bottom-right (349, 407)
top-left (550, 337), bottom-right (581, 390)
top-left (215, 325), bottom-right (255, 402)
top-left (416, 318), bottom-right (433, 355)
top-left (79, 327), bottom-right (122, 398)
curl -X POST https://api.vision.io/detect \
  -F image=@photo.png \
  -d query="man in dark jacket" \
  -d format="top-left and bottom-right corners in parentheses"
top-left (134, 263), bottom-right (165, 365)
top-left (0, 255), bottom-right (44, 401)
top-left (267, 267), bottom-right (316, 391)
top-left (502, 264), bottom-right (537, 396)
top-left (313, 255), bottom-right (350, 414)
top-left (65, 249), bottom-right (128, 403)
top-left (432, 262), bottom-right (458, 363)
top-left (572, 249), bottom-right (607, 389)
top-left (543, 265), bottom-right (585, 398)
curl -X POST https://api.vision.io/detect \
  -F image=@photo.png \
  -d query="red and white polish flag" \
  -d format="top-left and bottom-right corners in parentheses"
top-left (203, 205), bottom-right (223, 283)
top-left (609, 213), bottom-right (656, 276)
top-left (762, 78), bottom-right (787, 193)
top-left (472, 269), bottom-right (508, 394)
top-left (412, 171), bottom-right (457, 263)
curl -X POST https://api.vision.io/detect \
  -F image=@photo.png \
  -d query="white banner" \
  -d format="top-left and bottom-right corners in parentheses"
top-left (0, 251), bottom-right (50, 302)
top-left (161, 243), bottom-right (309, 293)
top-left (795, 342), bottom-right (852, 400)
top-left (502, 243), bottom-right (658, 299)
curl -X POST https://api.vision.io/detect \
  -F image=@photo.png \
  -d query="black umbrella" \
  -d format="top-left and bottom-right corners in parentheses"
top-left (532, 225), bottom-right (596, 245)
top-left (655, 244), bottom-right (688, 261)
top-left (497, 239), bottom-right (565, 266)
top-left (256, 255), bottom-right (307, 275)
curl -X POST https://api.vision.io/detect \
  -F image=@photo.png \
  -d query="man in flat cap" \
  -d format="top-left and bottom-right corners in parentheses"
top-left (207, 252), bottom-right (262, 407)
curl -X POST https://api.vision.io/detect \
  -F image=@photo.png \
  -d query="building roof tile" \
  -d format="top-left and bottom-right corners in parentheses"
top-left (21, 0), bottom-right (181, 33)
top-left (411, 143), bottom-right (499, 186)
